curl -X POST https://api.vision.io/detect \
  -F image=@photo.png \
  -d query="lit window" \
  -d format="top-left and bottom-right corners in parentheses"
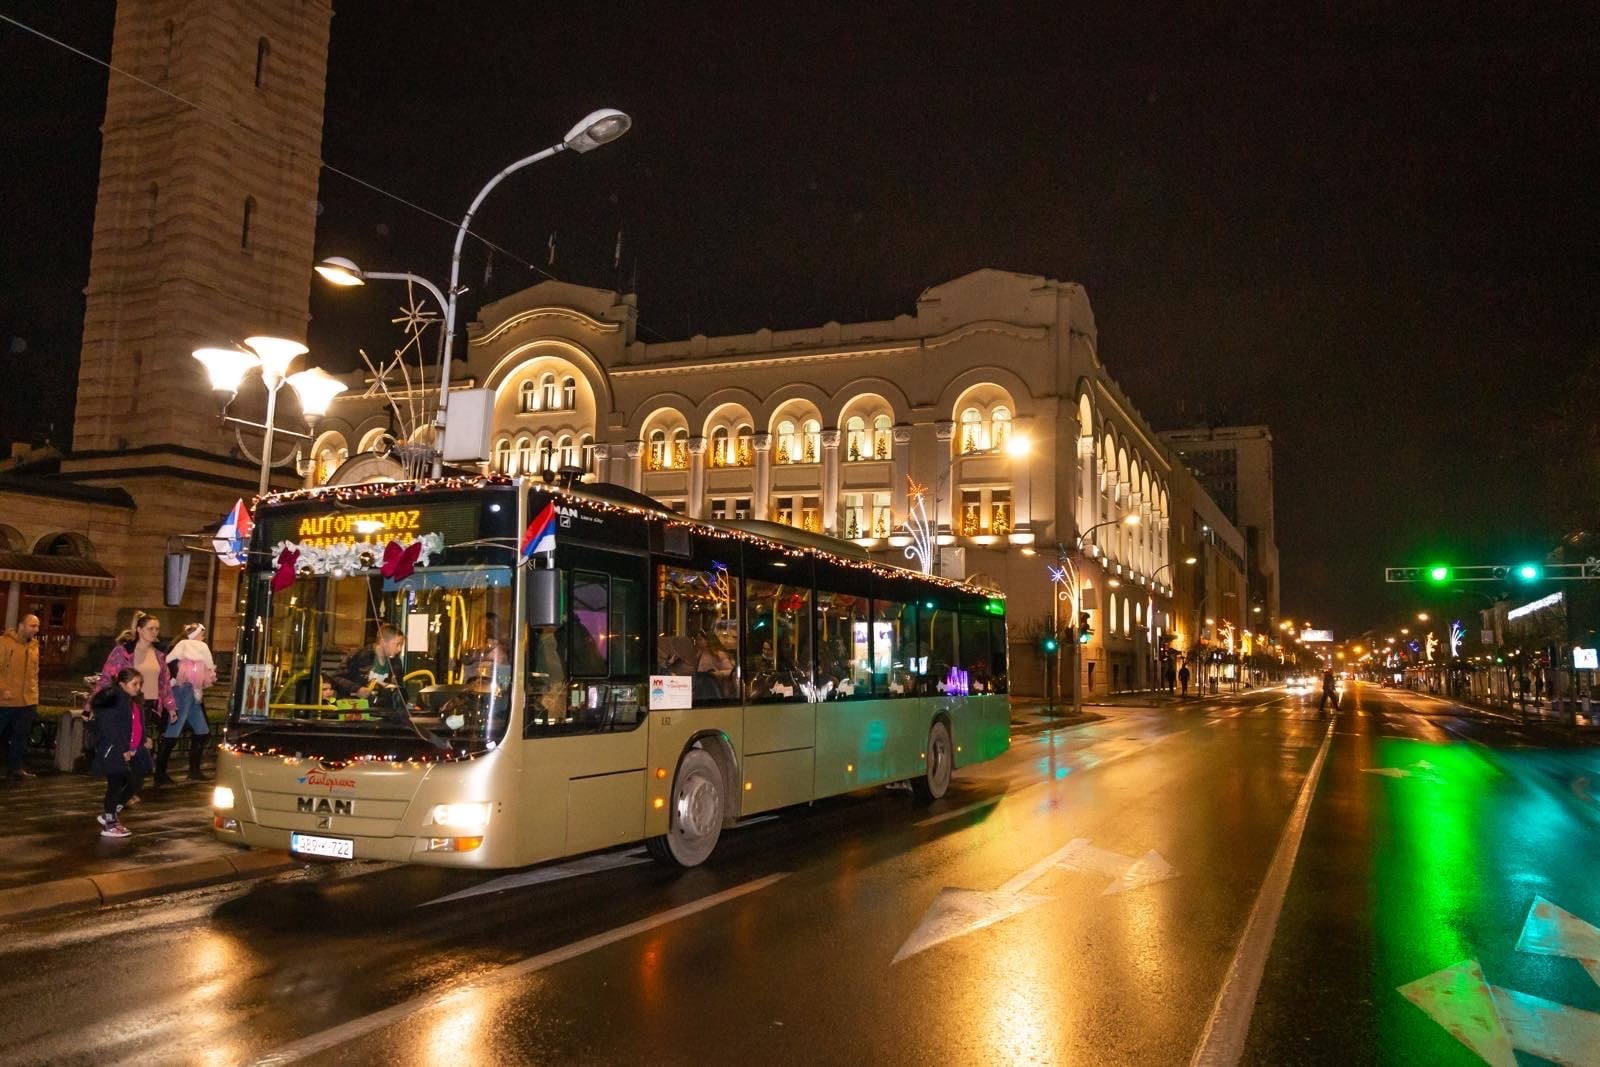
top-left (960, 407), bottom-right (984, 454)
top-left (519, 380), bottom-right (537, 413)
top-left (561, 376), bottom-right (576, 410)
top-left (540, 373), bottom-right (557, 411)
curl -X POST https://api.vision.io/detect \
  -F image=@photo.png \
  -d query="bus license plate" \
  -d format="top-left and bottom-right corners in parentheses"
top-left (290, 832), bottom-right (353, 860)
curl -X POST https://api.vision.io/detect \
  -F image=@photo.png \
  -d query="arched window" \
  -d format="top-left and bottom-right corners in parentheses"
top-left (710, 426), bottom-right (731, 467)
top-left (1123, 597), bottom-right (1131, 637)
top-left (557, 434), bottom-right (575, 469)
top-left (736, 424), bottom-right (753, 466)
top-left (648, 428), bottom-right (668, 470)
top-left (800, 419), bottom-right (820, 463)
top-left (540, 373), bottom-right (557, 411)
top-left (872, 414), bottom-right (893, 459)
top-left (561, 376), bottom-right (576, 410)
top-left (519, 380), bottom-right (537, 413)
top-left (315, 445), bottom-right (347, 486)
top-left (580, 434), bottom-right (595, 473)
top-left (845, 416), bottom-right (868, 462)
top-left (493, 439), bottom-right (511, 473)
top-left (1108, 593), bottom-right (1119, 635)
top-left (776, 419), bottom-right (797, 464)
top-left (240, 196), bottom-right (255, 250)
top-left (515, 436), bottom-right (534, 475)
top-left (960, 407), bottom-right (984, 454)
top-left (255, 37), bottom-right (270, 88)
top-left (671, 427), bottom-right (689, 470)
top-left (537, 436), bottom-right (555, 472)
top-left (990, 406), bottom-right (1012, 452)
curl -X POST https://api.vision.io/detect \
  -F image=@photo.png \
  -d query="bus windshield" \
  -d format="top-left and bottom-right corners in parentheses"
top-left (232, 532), bottom-right (516, 759)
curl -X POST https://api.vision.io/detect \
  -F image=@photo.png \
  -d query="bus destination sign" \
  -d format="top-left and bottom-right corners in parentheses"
top-left (262, 500), bottom-right (481, 551)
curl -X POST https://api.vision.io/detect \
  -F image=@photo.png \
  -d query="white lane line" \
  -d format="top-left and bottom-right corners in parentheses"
top-left (257, 872), bottom-right (789, 1065)
top-left (1190, 717), bottom-right (1335, 1067)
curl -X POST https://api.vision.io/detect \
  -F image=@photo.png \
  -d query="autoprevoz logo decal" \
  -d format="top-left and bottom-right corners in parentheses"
top-left (297, 769), bottom-right (356, 793)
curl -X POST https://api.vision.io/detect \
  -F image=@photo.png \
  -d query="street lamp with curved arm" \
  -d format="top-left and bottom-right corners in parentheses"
top-left (431, 108), bottom-right (631, 475)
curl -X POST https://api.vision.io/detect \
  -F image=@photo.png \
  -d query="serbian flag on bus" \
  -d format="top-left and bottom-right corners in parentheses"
top-left (520, 501), bottom-right (557, 559)
top-left (212, 499), bottom-right (253, 567)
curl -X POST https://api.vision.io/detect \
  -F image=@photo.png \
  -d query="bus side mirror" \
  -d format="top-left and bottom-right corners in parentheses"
top-left (528, 567), bottom-right (558, 628)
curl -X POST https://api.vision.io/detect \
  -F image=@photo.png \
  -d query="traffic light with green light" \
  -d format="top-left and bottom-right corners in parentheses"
top-left (1041, 633), bottom-right (1059, 655)
top-left (1514, 563), bottom-right (1542, 582)
top-left (1078, 611), bottom-right (1093, 644)
top-left (1426, 565), bottom-right (1451, 585)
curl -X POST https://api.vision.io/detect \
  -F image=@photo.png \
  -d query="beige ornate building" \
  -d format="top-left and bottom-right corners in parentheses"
top-left (312, 269), bottom-right (1245, 696)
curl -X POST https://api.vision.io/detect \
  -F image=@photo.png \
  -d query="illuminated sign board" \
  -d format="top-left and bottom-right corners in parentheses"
top-left (1574, 647), bottom-right (1598, 670)
top-left (261, 500), bottom-right (481, 552)
top-left (1299, 629), bottom-right (1333, 643)
top-left (1507, 591), bottom-right (1563, 621)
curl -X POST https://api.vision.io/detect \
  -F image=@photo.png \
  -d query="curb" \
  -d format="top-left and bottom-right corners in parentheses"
top-left (1011, 711), bottom-right (1106, 736)
top-left (0, 849), bottom-right (298, 923)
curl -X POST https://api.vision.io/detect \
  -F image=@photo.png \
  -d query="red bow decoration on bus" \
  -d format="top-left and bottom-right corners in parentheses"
top-left (271, 547), bottom-right (300, 592)
top-left (381, 539), bottom-right (423, 581)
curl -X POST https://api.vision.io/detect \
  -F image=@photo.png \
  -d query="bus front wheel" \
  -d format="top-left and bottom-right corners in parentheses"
top-left (912, 720), bottom-right (953, 802)
top-left (646, 747), bottom-right (725, 867)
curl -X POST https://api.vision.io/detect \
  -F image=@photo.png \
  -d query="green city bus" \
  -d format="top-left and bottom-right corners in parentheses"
top-left (212, 475), bottom-right (1010, 868)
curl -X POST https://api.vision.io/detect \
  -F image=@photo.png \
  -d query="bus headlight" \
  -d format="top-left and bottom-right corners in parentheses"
top-left (212, 786), bottom-right (235, 810)
top-left (431, 802), bottom-right (492, 831)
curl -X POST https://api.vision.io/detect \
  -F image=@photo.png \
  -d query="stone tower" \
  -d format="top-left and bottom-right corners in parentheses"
top-left (53, 0), bottom-right (333, 647)
top-left (71, 0), bottom-right (333, 455)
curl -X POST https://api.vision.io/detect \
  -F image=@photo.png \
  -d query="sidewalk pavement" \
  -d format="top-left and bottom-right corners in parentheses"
top-left (0, 753), bottom-right (293, 923)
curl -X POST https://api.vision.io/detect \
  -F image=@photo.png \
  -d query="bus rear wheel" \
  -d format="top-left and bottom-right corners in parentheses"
top-left (646, 747), bottom-right (725, 867)
top-left (912, 720), bottom-right (953, 802)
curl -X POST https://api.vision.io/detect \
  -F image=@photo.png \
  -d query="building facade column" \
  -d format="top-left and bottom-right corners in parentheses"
top-left (592, 443), bottom-right (612, 484)
top-left (934, 419), bottom-right (956, 536)
top-left (1009, 415), bottom-right (1034, 539)
top-left (752, 433), bottom-right (773, 520)
top-left (4, 581), bottom-right (18, 630)
top-left (686, 436), bottom-right (708, 519)
top-left (1077, 433), bottom-right (1097, 540)
top-left (892, 425), bottom-right (913, 521)
top-left (624, 441), bottom-right (643, 492)
top-left (820, 428), bottom-right (841, 533)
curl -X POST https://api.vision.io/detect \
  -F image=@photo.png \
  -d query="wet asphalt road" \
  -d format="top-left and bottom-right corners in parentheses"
top-left (1, 685), bottom-right (1596, 1066)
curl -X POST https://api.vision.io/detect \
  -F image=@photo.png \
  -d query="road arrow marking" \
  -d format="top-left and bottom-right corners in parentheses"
top-left (893, 838), bottom-right (1092, 965)
top-left (1403, 899), bottom-right (1600, 1064)
top-left (1056, 838), bottom-right (1179, 895)
top-left (890, 889), bottom-right (1052, 964)
top-left (1362, 762), bottom-right (1441, 782)
top-left (1516, 896), bottom-right (1600, 988)
top-left (420, 850), bottom-right (649, 906)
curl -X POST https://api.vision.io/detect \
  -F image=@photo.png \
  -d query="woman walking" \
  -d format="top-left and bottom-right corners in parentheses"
top-left (90, 668), bottom-right (152, 838)
top-left (92, 611), bottom-right (176, 798)
top-left (161, 623), bottom-right (216, 783)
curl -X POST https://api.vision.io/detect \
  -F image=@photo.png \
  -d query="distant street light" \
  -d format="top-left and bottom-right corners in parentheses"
top-left (192, 336), bottom-right (347, 495)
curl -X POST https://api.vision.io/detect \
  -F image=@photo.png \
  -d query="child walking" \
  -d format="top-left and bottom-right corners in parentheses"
top-left (90, 668), bottom-right (153, 838)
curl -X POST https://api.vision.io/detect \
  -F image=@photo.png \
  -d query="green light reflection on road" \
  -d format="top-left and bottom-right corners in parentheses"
top-left (1371, 736), bottom-right (1502, 1060)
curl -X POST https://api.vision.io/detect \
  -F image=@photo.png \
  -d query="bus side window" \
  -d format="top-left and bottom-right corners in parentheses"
top-left (988, 615), bottom-right (1009, 694)
top-left (958, 610), bottom-right (990, 693)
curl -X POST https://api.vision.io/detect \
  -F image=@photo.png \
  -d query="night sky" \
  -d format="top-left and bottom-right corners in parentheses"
top-left (4, 3), bottom-right (1597, 634)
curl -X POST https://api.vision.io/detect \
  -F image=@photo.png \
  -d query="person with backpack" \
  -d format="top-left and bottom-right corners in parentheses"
top-left (90, 668), bottom-right (153, 838)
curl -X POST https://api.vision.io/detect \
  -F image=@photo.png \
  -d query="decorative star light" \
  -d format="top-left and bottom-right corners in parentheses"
top-left (1047, 564), bottom-right (1068, 585)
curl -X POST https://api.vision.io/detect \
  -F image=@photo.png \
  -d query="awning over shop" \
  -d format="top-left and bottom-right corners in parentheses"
top-left (0, 553), bottom-right (117, 591)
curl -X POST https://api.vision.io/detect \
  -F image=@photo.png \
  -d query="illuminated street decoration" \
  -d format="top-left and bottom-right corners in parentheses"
top-left (1425, 632), bottom-right (1439, 661)
top-left (901, 476), bottom-right (935, 575)
top-left (1449, 620), bottom-right (1464, 658)
top-left (1508, 591), bottom-right (1563, 620)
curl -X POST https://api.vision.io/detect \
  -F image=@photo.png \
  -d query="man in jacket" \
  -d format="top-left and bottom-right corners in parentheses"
top-left (0, 614), bottom-right (41, 779)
